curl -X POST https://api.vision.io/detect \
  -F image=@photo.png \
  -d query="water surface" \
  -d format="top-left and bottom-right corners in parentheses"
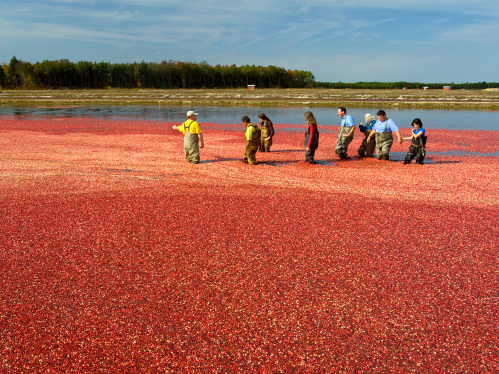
top-left (1, 105), bottom-right (497, 130)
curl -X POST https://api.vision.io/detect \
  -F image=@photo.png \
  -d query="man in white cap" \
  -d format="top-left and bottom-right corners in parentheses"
top-left (172, 110), bottom-right (204, 164)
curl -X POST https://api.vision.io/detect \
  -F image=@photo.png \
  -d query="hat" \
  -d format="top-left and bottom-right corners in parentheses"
top-left (187, 110), bottom-right (198, 117)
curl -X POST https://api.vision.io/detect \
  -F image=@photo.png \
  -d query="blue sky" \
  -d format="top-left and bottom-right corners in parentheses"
top-left (1, 0), bottom-right (498, 82)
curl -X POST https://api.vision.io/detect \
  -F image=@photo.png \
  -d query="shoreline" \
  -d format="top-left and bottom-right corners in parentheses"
top-left (2, 88), bottom-right (499, 110)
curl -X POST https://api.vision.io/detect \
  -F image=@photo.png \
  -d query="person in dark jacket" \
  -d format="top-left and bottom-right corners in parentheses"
top-left (304, 111), bottom-right (319, 164)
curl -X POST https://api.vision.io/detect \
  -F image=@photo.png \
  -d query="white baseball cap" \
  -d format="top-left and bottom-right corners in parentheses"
top-left (187, 110), bottom-right (198, 116)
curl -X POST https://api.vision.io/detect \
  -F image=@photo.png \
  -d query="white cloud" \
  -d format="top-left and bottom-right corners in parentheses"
top-left (276, 51), bottom-right (447, 82)
top-left (1, 21), bottom-right (186, 46)
top-left (436, 22), bottom-right (499, 46)
top-left (295, 0), bottom-right (499, 16)
top-left (46, 0), bottom-right (499, 16)
top-left (2, 0), bottom-right (499, 82)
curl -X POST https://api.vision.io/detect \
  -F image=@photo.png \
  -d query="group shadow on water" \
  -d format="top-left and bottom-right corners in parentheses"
top-left (172, 108), bottom-right (468, 167)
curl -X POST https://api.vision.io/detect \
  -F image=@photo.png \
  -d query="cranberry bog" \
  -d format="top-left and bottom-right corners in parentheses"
top-left (1, 117), bottom-right (498, 372)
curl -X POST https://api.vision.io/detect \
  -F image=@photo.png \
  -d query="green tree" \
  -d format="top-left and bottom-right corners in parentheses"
top-left (8, 56), bottom-right (20, 87)
top-left (17, 61), bottom-right (34, 88)
top-left (0, 64), bottom-right (5, 87)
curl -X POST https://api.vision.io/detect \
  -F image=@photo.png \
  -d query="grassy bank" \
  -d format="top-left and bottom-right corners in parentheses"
top-left (2, 88), bottom-right (499, 110)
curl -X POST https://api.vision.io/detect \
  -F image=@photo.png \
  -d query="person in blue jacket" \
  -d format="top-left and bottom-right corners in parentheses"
top-left (357, 113), bottom-right (377, 157)
top-left (403, 118), bottom-right (427, 164)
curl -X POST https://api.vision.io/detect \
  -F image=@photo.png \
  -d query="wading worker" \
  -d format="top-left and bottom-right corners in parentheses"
top-left (304, 111), bottom-right (319, 164)
top-left (242, 116), bottom-right (261, 165)
top-left (172, 110), bottom-right (204, 164)
top-left (257, 113), bottom-right (275, 152)
top-left (357, 113), bottom-right (377, 157)
top-left (366, 110), bottom-right (403, 160)
top-left (335, 107), bottom-right (355, 159)
top-left (403, 118), bottom-right (426, 165)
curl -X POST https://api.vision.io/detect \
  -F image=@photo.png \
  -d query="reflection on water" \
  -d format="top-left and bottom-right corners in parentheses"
top-left (0, 105), bottom-right (498, 130)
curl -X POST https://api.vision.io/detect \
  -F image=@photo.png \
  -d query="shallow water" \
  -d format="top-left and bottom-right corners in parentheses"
top-left (1, 105), bottom-right (497, 130)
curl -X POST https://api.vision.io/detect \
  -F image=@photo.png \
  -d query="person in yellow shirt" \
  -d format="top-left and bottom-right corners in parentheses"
top-left (172, 110), bottom-right (204, 164)
top-left (242, 116), bottom-right (261, 165)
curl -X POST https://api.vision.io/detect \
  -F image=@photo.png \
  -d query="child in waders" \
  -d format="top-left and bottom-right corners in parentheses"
top-left (242, 116), bottom-right (261, 165)
top-left (403, 118), bottom-right (427, 164)
top-left (172, 110), bottom-right (204, 164)
top-left (304, 111), bottom-right (319, 164)
top-left (258, 113), bottom-right (275, 152)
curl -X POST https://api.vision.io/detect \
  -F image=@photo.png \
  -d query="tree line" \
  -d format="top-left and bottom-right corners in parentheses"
top-left (1, 56), bottom-right (497, 90)
top-left (313, 81), bottom-right (499, 90)
top-left (0, 56), bottom-right (315, 89)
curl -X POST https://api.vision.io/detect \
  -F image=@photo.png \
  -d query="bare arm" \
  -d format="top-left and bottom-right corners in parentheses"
top-left (403, 129), bottom-right (420, 140)
top-left (366, 129), bottom-right (375, 142)
top-left (395, 130), bottom-right (403, 144)
top-left (198, 133), bottom-right (204, 149)
top-left (343, 126), bottom-right (355, 137)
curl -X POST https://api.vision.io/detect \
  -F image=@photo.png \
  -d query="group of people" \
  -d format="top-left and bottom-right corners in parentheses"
top-left (172, 108), bottom-right (427, 165)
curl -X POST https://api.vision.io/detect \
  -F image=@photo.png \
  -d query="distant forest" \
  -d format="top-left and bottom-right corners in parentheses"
top-left (1, 56), bottom-right (497, 90)
top-left (314, 81), bottom-right (499, 90)
top-left (0, 56), bottom-right (314, 89)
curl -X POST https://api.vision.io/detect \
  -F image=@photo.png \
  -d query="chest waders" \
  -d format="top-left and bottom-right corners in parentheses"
top-left (335, 116), bottom-right (354, 159)
top-left (244, 124), bottom-right (260, 164)
top-left (260, 125), bottom-right (272, 152)
top-left (304, 124), bottom-right (319, 163)
top-left (358, 129), bottom-right (376, 157)
top-left (404, 133), bottom-right (427, 164)
top-left (183, 120), bottom-right (200, 163)
top-left (375, 119), bottom-right (393, 160)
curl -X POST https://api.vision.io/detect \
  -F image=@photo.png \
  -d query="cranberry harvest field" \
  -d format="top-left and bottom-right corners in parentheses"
top-left (1, 117), bottom-right (498, 372)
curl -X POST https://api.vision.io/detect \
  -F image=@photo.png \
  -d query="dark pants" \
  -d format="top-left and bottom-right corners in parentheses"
top-left (305, 148), bottom-right (316, 163)
top-left (358, 130), bottom-right (376, 157)
top-left (404, 145), bottom-right (425, 164)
